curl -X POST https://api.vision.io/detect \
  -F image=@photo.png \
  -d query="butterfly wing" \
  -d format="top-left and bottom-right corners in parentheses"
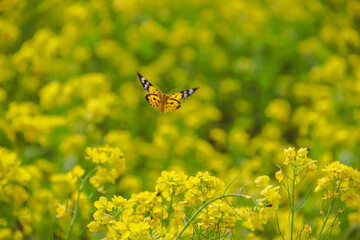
top-left (163, 98), bottom-right (181, 113)
top-left (168, 88), bottom-right (198, 100)
top-left (137, 72), bottom-right (160, 95)
top-left (145, 94), bottom-right (161, 111)
top-left (164, 88), bottom-right (198, 113)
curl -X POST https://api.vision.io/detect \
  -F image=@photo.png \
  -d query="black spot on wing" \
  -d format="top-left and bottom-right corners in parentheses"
top-left (181, 87), bottom-right (198, 99)
top-left (167, 98), bottom-right (181, 111)
top-left (137, 72), bottom-right (153, 92)
top-left (145, 94), bottom-right (160, 110)
top-left (145, 94), bottom-right (160, 103)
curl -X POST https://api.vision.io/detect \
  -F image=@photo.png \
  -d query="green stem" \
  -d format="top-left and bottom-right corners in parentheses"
top-left (290, 167), bottom-right (296, 240)
top-left (316, 197), bottom-right (336, 240)
top-left (324, 214), bottom-right (338, 240)
top-left (65, 167), bottom-right (97, 240)
top-left (175, 194), bottom-right (252, 240)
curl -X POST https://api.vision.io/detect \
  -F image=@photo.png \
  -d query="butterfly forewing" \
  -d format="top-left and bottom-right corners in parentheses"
top-left (137, 72), bottom-right (160, 95)
top-left (168, 88), bottom-right (198, 100)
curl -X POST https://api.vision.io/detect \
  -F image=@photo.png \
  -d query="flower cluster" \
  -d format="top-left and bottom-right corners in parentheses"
top-left (5, 102), bottom-right (66, 146)
top-left (155, 171), bottom-right (188, 201)
top-left (86, 146), bottom-right (126, 192)
top-left (0, 148), bottom-right (30, 239)
top-left (239, 177), bottom-right (281, 231)
top-left (315, 161), bottom-right (360, 207)
top-left (276, 147), bottom-right (317, 184)
top-left (87, 171), bottom-right (254, 239)
top-left (184, 171), bottom-right (225, 204)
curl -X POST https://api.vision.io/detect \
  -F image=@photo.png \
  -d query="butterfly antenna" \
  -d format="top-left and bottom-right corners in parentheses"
top-left (155, 83), bottom-right (164, 93)
top-left (165, 87), bottom-right (176, 94)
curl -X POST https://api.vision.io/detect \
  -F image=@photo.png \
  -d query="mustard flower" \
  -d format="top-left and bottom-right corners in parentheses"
top-left (93, 208), bottom-right (112, 225)
top-left (87, 221), bottom-right (100, 232)
top-left (94, 196), bottom-right (114, 211)
top-left (340, 190), bottom-right (359, 207)
top-left (255, 175), bottom-right (270, 187)
top-left (275, 170), bottom-right (284, 183)
top-left (56, 204), bottom-right (66, 218)
top-left (86, 146), bottom-right (126, 191)
top-left (284, 147), bottom-right (296, 165)
top-left (281, 147), bottom-right (317, 185)
top-left (127, 222), bottom-right (150, 239)
top-left (260, 185), bottom-right (281, 208)
top-left (130, 191), bottom-right (165, 221)
top-left (0, 147), bottom-right (20, 186)
top-left (243, 211), bottom-right (262, 231)
top-left (314, 177), bottom-right (329, 193)
top-left (5, 102), bottom-right (66, 146)
top-left (67, 165), bottom-right (84, 182)
top-left (245, 233), bottom-right (261, 240)
top-left (197, 200), bottom-right (238, 232)
top-left (315, 161), bottom-right (360, 203)
top-left (304, 224), bottom-right (312, 234)
top-left (265, 98), bottom-right (291, 122)
top-left (185, 172), bottom-right (225, 204)
top-left (155, 171), bottom-right (188, 201)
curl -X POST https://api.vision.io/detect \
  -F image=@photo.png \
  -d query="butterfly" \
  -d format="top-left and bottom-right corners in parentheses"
top-left (137, 72), bottom-right (198, 113)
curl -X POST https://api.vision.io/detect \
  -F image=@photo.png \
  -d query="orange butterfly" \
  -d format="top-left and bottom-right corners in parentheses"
top-left (138, 73), bottom-right (198, 113)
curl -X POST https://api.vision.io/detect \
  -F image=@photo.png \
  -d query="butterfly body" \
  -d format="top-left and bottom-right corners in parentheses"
top-left (138, 72), bottom-right (198, 113)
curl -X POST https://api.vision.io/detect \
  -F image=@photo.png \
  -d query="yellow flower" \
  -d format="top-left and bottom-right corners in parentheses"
top-left (87, 221), bottom-right (100, 232)
top-left (284, 147), bottom-right (296, 165)
top-left (304, 224), bottom-right (312, 234)
top-left (86, 146), bottom-right (126, 191)
top-left (197, 200), bottom-right (238, 231)
top-left (254, 175), bottom-right (270, 187)
top-left (260, 185), bottom-right (281, 208)
top-left (265, 98), bottom-right (291, 122)
top-left (275, 170), bottom-right (284, 183)
top-left (94, 196), bottom-right (114, 211)
top-left (297, 147), bottom-right (309, 157)
top-left (244, 211), bottom-right (262, 231)
top-left (341, 190), bottom-right (359, 207)
top-left (306, 163), bottom-right (317, 173)
top-left (315, 177), bottom-right (329, 192)
top-left (0, 228), bottom-right (12, 239)
top-left (155, 171), bottom-right (187, 201)
top-left (209, 127), bottom-right (227, 146)
top-left (56, 204), bottom-right (66, 218)
top-left (5, 102), bottom-right (66, 146)
top-left (68, 165), bottom-right (85, 182)
top-left (245, 233), bottom-right (261, 240)
top-left (128, 222), bottom-right (150, 238)
top-left (185, 172), bottom-right (225, 204)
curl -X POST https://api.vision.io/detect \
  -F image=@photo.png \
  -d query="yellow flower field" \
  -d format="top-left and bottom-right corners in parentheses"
top-left (0, 0), bottom-right (360, 239)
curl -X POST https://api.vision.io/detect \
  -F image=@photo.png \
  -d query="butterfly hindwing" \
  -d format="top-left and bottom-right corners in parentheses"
top-left (145, 94), bottom-right (161, 111)
top-left (163, 98), bottom-right (181, 113)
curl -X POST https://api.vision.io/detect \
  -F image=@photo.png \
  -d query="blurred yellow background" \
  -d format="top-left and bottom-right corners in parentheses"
top-left (0, 0), bottom-right (359, 239)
